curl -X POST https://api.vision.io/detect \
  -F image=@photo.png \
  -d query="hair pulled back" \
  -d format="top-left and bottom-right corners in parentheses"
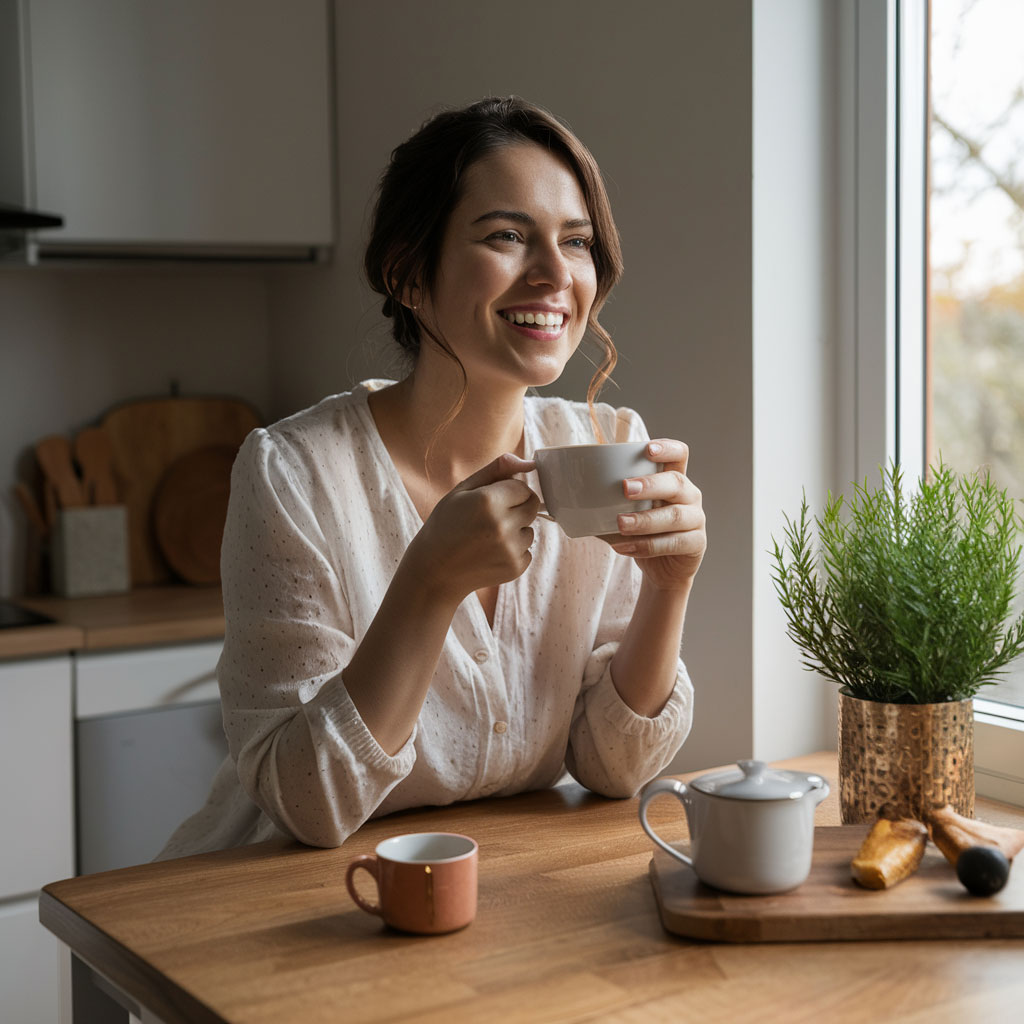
top-left (363, 97), bottom-right (624, 406)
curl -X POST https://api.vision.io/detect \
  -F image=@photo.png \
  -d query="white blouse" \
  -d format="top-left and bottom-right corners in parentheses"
top-left (158, 381), bottom-right (693, 859)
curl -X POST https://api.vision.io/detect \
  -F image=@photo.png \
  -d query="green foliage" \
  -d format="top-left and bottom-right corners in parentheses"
top-left (770, 463), bottom-right (1024, 704)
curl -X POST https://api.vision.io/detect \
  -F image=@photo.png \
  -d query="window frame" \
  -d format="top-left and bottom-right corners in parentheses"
top-left (851, 0), bottom-right (1024, 805)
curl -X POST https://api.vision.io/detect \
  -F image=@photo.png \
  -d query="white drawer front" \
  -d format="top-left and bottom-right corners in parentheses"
top-left (75, 641), bottom-right (223, 719)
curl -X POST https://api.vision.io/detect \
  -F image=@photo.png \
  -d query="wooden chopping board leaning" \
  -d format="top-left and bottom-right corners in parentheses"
top-left (100, 396), bottom-right (261, 586)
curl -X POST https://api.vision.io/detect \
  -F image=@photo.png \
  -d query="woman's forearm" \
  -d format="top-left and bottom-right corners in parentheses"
top-left (339, 550), bottom-right (463, 755)
top-left (609, 577), bottom-right (690, 717)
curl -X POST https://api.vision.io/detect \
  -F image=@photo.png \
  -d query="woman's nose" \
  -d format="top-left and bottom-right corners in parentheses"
top-left (525, 242), bottom-right (572, 291)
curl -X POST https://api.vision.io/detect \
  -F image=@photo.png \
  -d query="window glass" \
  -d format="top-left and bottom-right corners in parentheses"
top-left (929, 0), bottom-right (1024, 708)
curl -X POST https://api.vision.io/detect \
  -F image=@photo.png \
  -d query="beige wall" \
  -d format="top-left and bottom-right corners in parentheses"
top-left (752, 1), bottom-right (839, 761)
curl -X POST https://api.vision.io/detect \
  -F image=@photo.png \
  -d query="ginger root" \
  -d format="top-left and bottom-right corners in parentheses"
top-left (924, 804), bottom-right (1024, 867)
top-left (851, 818), bottom-right (929, 890)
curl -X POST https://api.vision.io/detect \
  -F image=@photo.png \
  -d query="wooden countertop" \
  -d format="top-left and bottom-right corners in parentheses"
top-left (1, 586), bottom-right (224, 659)
top-left (39, 753), bottom-right (1024, 1023)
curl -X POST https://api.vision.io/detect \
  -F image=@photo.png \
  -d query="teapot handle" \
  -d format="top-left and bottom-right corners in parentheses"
top-left (638, 777), bottom-right (693, 867)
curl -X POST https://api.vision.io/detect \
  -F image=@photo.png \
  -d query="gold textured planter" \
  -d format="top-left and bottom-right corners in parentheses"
top-left (837, 691), bottom-right (974, 824)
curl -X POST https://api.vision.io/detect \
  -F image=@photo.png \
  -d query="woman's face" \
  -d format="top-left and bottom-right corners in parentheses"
top-left (417, 142), bottom-right (598, 392)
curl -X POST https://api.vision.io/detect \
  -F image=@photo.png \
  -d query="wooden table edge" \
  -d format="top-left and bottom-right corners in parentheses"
top-left (39, 887), bottom-right (225, 1024)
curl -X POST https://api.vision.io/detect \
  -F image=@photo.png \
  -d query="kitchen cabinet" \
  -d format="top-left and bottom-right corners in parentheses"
top-left (0, 654), bottom-right (73, 1024)
top-left (7, 0), bottom-right (333, 261)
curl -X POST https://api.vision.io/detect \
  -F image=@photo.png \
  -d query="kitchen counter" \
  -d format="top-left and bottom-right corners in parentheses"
top-left (39, 752), bottom-right (1024, 1023)
top-left (1, 586), bottom-right (224, 659)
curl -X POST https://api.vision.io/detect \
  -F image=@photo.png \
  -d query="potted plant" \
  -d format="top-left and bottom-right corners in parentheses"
top-left (771, 462), bottom-right (1024, 823)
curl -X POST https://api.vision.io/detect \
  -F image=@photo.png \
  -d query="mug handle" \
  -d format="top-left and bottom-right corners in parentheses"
top-left (345, 854), bottom-right (382, 916)
top-left (638, 777), bottom-right (694, 867)
top-left (530, 462), bottom-right (555, 522)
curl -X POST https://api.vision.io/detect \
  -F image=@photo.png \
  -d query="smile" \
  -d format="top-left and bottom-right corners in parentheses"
top-left (500, 310), bottom-right (565, 331)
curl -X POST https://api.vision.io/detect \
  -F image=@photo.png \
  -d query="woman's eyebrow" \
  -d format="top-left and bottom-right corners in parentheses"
top-left (473, 210), bottom-right (534, 225)
top-left (472, 210), bottom-right (593, 230)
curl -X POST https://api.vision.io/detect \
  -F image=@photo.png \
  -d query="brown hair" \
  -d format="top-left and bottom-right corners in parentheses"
top-left (363, 97), bottom-right (624, 439)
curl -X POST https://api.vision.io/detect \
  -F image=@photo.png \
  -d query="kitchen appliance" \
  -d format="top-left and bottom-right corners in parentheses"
top-left (75, 641), bottom-right (228, 875)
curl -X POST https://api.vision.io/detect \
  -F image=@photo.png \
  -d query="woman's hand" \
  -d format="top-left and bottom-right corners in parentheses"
top-left (405, 453), bottom-right (539, 604)
top-left (609, 439), bottom-right (706, 593)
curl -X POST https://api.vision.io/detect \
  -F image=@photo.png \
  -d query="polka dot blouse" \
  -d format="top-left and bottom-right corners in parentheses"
top-left (158, 381), bottom-right (693, 858)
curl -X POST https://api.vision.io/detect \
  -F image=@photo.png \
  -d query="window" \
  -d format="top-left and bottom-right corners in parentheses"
top-left (851, 0), bottom-right (1024, 803)
top-left (928, 0), bottom-right (1024, 713)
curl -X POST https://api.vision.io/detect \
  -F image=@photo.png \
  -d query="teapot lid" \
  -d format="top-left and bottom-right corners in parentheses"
top-left (692, 759), bottom-right (827, 801)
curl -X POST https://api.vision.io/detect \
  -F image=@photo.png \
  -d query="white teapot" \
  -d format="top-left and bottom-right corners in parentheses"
top-left (639, 760), bottom-right (830, 895)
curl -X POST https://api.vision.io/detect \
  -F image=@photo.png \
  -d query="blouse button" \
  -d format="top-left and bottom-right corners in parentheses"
top-left (473, 650), bottom-right (489, 664)
top-left (493, 721), bottom-right (508, 734)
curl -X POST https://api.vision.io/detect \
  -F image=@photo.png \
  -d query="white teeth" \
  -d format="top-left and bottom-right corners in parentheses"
top-left (504, 311), bottom-right (564, 328)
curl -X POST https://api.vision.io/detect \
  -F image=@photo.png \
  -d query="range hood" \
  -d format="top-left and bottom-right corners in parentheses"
top-left (0, 204), bottom-right (64, 230)
top-left (1, 0), bottom-right (333, 266)
top-left (0, 204), bottom-right (64, 260)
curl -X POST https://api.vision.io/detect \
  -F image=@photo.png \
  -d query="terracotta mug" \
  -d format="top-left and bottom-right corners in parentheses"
top-left (345, 832), bottom-right (478, 934)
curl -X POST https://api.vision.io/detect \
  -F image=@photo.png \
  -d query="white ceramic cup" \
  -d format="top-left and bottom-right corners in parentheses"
top-left (533, 442), bottom-right (656, 539)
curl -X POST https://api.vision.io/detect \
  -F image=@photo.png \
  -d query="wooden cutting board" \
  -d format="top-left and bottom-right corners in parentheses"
top-left (100, 397), bottom-right (261, 585)
top-left (648, 825), bottom-right (1024, 942)
top-left (152, 445), bottom-right (237, 585)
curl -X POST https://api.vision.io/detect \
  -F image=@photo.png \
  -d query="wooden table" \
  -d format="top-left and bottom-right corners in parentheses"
top-left (40, 753), bottom-right (1024, 1023)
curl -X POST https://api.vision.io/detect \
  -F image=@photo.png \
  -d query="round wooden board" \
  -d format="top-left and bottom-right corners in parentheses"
top-left (152, 445), bottom-right (237, 585)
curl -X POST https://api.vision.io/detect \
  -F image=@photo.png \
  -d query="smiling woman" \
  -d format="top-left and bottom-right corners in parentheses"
top-left (157, 97), bottom-right (706, 861)
top-left (363, 98), bottom-right (624, 447)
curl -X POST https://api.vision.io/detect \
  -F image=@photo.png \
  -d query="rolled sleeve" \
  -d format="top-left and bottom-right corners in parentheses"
top-left (565, 642), bottom-right (694, 798)
top-left (316, 679), bottom-right (418, 777)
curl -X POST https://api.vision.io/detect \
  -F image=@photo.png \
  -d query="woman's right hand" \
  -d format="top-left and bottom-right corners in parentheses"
top-left (405, 453), bottom-right (539, 603)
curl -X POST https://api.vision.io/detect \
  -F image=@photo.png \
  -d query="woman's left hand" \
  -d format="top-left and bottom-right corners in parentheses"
top-left (608, 438), bottom-right (706, 592)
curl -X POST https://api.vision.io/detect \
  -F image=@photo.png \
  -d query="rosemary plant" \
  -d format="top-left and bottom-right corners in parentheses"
top-left (771, 463), bottom-right (1024, 704)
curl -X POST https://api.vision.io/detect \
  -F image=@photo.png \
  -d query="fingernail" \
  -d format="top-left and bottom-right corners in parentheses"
top-left (618, 514), bottom-right (636, 531)
top-left (624, 479), bottom-right (642, 497)
top-left (648, 442), bottom-right (662, 455)
top-left (613, 543), bottom-right (637, 555)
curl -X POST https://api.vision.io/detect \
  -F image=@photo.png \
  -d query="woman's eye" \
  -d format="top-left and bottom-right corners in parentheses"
top-left (488, 230), bottom-right (521, 243)
top-left (564, 236), bottom-right (594, 251)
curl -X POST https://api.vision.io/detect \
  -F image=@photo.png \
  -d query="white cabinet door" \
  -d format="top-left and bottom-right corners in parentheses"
top-left (0, 656), bottom-right (74, 897)
top-left (0, 896), bottom-right (67, 1024)
top-left (25, 0), bottom-right (333, 255)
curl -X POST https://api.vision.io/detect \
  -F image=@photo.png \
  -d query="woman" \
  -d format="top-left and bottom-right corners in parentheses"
top-left (160, 97), bottom-right (706, 858)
